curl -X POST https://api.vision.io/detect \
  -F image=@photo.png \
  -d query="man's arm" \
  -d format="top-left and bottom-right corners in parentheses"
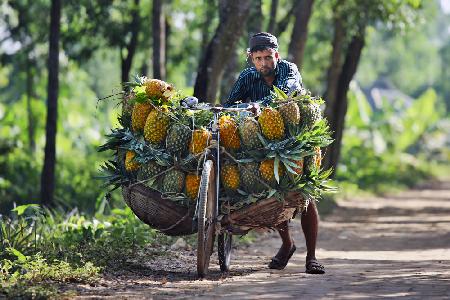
top-left (223, 71), bottom-right (250, 107)
top-left (276, 61), bottom-right (303, 96)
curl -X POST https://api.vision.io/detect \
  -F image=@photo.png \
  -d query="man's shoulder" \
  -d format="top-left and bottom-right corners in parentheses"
top-left (279, 59), bottom-right (299, 71)
top-left (238, 67), bottom-right (258, 79)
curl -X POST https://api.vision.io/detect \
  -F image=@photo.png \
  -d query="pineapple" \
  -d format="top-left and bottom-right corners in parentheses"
top-left (166, 123), bottom-right (191, 156)
top-left (219, 115), bottom-right (241, 150)
top-left (221, 164), bottom-right (240, 191)
top-left (305, 147), bottom-right (322, 173)
top-left (278, 101), bottom-right (300, 126)
top-left (189, 129), bottom-right (211, 155)
top-left (162, 169), bottom-right (185, 193)
top-left (125, 151), bottom-right (140, 172)
top-left (144, 79), bottom-right (174, 102)
top-left (299, 101), bottom-right (322, 128)
top-left (185, 173), bottom-right (201, 200)
top-left (259, 159), bottom-right (284, 184)
top-left (239, 117), bottom-right (263, 150)
top-left (258, 107), bottom-right (285, 140)
top-left (132, 102), bottom-right (153, 132)
top-left (144, 108), bottom-right (170, 145)
top-left (240, 163), bottom-right (266, 193)
top-left (137, 161), bottom-right (165, 182)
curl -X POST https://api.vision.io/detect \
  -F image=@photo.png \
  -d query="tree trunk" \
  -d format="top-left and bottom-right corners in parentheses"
top-left (267, 0), bottom-right (278, 33)
top-left (247, 0), bottom-right (262, 37)
top-left (200, 0), bottom-right (215, 60)
top-left (165, 17), bottom-right (170, 75)
top-left (40, 0), bottom-right (61, 207)
top-left (194, 0), bottom-right (251, 102)
top-left (219, 0), bottom-right (261, 101)
top-left (324, 17), bottom-right (345, 116)
top-left (152, 0), bottom-right (166, 80)
top-left (121, 0), bottom-right (140, 84)
top-left (274, 3), bottom-right (296, 37)
top-left (219, 51), bottom-right (239, 102)
top-left (287, 0), bottom-right (314, 68)
top-left (323, 31), bottom-right (365, 175)
top-left (26, 58), bottom-right (35, 153)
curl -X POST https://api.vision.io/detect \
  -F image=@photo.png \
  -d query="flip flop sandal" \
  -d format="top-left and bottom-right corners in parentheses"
top-left (305, 259), bottom-right (325, 274)
top-left (268, 245), bottom-right (297, 270)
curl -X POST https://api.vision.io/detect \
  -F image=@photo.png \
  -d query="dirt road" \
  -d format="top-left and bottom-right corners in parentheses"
top-left (75, 181), bottom-right (450, 299)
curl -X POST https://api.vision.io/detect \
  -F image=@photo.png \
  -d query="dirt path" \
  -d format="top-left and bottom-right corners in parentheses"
top-left (74, 181), bottom-right (450, 299)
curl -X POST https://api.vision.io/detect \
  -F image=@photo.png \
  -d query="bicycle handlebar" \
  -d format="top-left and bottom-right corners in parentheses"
top-left (180, 96), bottom-right (256, 114)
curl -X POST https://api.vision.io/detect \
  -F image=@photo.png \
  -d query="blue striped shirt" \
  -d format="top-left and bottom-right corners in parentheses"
top-left (224, 59), bottom-right (302, 107)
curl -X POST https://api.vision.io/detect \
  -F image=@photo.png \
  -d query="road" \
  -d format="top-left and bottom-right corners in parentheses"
top-left (74, 181), bottom-right (450, 299)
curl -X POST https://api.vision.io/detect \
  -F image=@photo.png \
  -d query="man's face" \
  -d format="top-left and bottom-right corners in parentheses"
top-left (251, 49), bottom-right (279, 77)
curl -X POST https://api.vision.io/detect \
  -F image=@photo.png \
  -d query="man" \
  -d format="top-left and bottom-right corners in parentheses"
top-left (224, 32), bottom-right (325, 274)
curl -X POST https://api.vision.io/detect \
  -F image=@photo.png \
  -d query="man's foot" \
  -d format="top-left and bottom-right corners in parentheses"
top-left (305, 259), bottom-right (325, 274)
top-left (268, 245), bottom-right (296, 270)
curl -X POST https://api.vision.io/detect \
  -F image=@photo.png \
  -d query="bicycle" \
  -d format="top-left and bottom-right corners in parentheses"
top-left (181, 97), bottom-right (257, 277)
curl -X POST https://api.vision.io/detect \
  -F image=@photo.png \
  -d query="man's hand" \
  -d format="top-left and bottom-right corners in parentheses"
top-left (247, 102), bottom-right (261, 116)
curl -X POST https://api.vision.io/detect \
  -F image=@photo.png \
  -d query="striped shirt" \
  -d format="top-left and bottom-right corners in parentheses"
top-left (224, 59), bottom-right (302, 107)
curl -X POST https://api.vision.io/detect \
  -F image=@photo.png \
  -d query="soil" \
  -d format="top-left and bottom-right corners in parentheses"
top-left (69, 181), bottom-right (450, 299)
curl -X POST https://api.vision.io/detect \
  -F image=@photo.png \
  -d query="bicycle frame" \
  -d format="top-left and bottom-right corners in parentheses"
top-left (193, 105), bottom-right (254, 223)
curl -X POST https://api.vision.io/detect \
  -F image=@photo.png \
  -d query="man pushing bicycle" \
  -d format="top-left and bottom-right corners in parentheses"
top-left (224, 32), bottom-right (325, 274)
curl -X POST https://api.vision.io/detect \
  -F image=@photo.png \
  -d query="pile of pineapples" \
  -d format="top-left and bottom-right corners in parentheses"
top-left (99, 78), bottom-right (334, 210)
top-left (215, 88), bottom-right (333, 210)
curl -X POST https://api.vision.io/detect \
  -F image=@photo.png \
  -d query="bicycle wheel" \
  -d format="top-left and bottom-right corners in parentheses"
top-left (197, 160), bottom-right (217, 278)
top-left (218, 231), bottom-right (232, 272)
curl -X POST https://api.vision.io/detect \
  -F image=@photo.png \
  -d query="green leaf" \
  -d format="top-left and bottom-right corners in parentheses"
top-left (273, 86), bottom-right (288, 99)
top-left (274, 156), bottom-right (280, 183)
top-left (12, 204), bottom-right (40, 216)
top-left (7, 247), bottom-right (27, 262)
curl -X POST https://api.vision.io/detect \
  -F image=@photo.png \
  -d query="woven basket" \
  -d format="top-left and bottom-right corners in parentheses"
top-left (224, 192), bottom-right (309, 231)
top-left (122, 183), bottom-right (196, 236)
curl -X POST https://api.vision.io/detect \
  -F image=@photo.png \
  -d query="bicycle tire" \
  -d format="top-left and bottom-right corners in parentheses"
top-left (218, 232), bottom-right (232, 272)
top-left (197, 160), bottom-right (216, 278)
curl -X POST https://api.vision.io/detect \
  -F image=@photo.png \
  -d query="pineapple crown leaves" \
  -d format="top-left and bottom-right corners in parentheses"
top-left (295, 119), bottom-right (334, 148)
top-left (95, 160), bottom-right (132, 192)
top-left (272, 85), bottom-right (289, 101)
top-left (98, 128), bottom-right (135, 152)
top-left (297, 94), bottom-right (325, 106)
top-left (295, 168), bottom-right (337, 201)
top-left (134, 143), bottom-right (173, 166)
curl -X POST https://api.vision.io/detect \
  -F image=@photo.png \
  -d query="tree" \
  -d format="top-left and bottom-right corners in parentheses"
top-left (194, 0), bottom-right (251, 102)
top-left (287, 0), bottom-right (315, 68)
top-left (322, 0), bottom-right (423, 175)
top-left (40, 0), bottom-right (61, 206)
top-left (220, 0), bottom-right (262, 101)
top-left (121, 0), bottom-right (140, 84)
top-left (152, 0), bottom-right (166, 80)
top-left (267, 0), bottom-right (279, 33)
top-left (0, 1), bottom-right (51, 153)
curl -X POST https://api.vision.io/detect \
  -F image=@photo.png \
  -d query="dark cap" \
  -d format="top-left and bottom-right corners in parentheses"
top-left (249, 32), bottom-right (278, 52)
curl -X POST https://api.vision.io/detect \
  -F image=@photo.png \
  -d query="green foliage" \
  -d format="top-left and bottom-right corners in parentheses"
top-left (338, 85), bottom-right (446, 191)
top-left (1, 250), bottom-right (99, 299)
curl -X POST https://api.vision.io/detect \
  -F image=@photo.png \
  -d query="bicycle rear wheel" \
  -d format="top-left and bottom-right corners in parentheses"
top-left (197, 160), bottom-right (217, 278)
top-left (218, 231), bottom-right (232, 272)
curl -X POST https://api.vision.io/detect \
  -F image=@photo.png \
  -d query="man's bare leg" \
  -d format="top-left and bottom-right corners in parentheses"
top-left (268, 221), bottom-right (296, 269)
top-left (301, 200), bottom-right (325, 273)
top-left (276, 220), bottom-right (294, 253)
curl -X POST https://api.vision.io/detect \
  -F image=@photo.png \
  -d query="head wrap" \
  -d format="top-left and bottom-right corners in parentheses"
top-left (249, 32), bottom-right (278, 52)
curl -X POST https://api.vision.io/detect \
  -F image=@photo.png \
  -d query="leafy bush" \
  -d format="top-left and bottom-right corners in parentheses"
top-left (337, 85), bottom-right (447, 192)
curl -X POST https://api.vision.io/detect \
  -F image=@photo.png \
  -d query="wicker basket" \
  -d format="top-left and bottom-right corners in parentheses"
top-left (122, 183), bottom-right (196, 236)
top-left (223, 192), bottom-right (309, 231)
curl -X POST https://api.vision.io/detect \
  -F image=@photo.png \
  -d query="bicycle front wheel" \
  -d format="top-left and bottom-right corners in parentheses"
top-left (197, 160), bottom-right (217, 278)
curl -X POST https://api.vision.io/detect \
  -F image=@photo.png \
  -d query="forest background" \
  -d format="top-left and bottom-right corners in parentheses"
top-left (0, 0), bottom-right (449, 297)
